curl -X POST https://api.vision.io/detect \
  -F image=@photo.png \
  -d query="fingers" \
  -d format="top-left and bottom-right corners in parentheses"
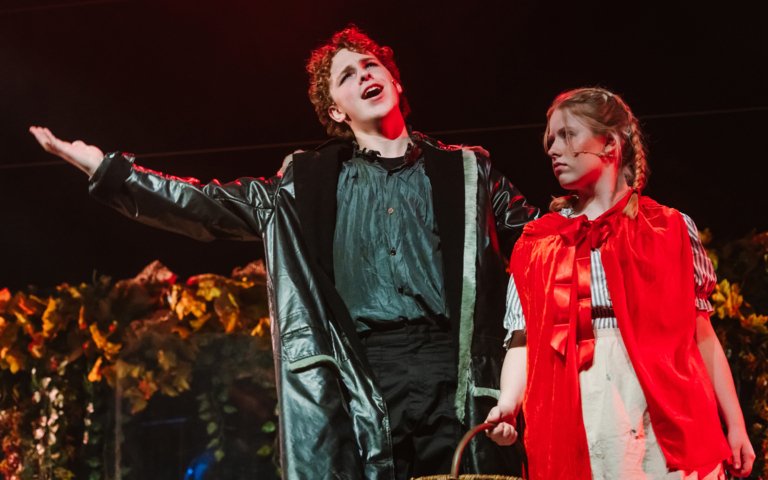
top-left (28, 125), bottom-right (104, 175)
top-left (731, 445), bottom-right (742, 472)
top-left (485, 421), bottom-right (518, 446)
top-left (29, 125), bottom-right (55, 151)
top-left (485, 406), bottom-right (502, 423)
top-left (29, 126), bottom-right (68, 156)
top-left (737, 445), bottom-right (755, 477)
top-left (728, 444), bottom-right (756, 478)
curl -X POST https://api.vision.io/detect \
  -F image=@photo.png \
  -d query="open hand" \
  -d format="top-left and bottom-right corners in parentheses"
top-left (29, 126), bottom-right (104, 176)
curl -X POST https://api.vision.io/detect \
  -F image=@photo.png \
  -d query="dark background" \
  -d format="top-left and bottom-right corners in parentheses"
top-left (2, 0), bottom-right (766, 289)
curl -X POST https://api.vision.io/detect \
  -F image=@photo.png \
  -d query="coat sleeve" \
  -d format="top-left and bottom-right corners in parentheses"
top-left (88, 152), bottom-right (281, 241)
top-left (480, 153), bottom-right (540, 256)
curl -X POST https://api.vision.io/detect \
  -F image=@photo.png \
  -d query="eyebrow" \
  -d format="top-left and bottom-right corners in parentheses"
top-left (333, 56), bottom-right (379, 84)
top-left (335, 66), bottom-right (355, 85)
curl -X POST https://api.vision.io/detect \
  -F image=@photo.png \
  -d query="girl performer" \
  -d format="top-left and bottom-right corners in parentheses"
top-left (486, 87), bottom-right (754, 479)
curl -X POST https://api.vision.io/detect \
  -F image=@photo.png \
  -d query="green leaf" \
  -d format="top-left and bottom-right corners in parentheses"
top-left (214, 448), bottom-right (225, 462)
top-left (256, 444), bottom-right (273, 457)
top-left (206, 422), bottom-right (218, 435)
top-left (222, 405), bottom-right (237, 414)
top-left (206, 437), bottom-right (220, 449)
top-left (261, 420), bottom-right (276, 433)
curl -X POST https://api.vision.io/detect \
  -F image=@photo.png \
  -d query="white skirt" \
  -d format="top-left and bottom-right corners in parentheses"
top-left (578, 328), bottom-right (725, 480)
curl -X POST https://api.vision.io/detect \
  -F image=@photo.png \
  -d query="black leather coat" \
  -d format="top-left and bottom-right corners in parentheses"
top-left (88, 134), bottom-right (538, 479)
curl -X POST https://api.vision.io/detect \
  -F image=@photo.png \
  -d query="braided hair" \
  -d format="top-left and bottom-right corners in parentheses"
top-left (544, 87), bottom-right (649, 218)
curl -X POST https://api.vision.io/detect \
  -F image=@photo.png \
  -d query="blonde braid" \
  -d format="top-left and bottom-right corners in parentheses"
top-left (622, 115), bottom-right (650, 218)
top-left (549, 194), bottom-right (578, 213)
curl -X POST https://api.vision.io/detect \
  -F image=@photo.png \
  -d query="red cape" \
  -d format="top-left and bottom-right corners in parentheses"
top-left (511, 195), bottom-right (730, 479)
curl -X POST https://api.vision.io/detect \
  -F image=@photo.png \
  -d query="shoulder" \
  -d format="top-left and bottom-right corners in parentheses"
top-left (412, 130), bottom-right (491, 163)
top-left (637, 195), bottom-right (685, 225)
top-left (291, 137), bottom-right (353, 168)
top-left (520, 211), bottom-right (567, 239)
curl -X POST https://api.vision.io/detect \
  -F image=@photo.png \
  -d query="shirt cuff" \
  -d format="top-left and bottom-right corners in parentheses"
top-left (695, 296), bottom-right (714, 313)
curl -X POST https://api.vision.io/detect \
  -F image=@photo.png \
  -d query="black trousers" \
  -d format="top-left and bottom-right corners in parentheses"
top-left (361, 323), bottom-right (461, 480)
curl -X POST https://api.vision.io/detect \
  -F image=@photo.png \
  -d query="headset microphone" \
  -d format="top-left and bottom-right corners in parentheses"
top-left (573, 151), bottom-right (606, 158)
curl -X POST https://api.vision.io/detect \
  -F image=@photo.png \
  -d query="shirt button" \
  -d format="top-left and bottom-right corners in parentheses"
top-left (387, 207), bottom-right (395, 215)
top-left (389, 248), bottom-right (397, 256)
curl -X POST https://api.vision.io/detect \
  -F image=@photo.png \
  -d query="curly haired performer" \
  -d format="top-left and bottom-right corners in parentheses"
top-left (31, 26), bottom-right (538, 480)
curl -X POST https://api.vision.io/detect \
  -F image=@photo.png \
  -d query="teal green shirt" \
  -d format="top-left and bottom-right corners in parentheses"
top-left (333, 150), bottom-right (448, 332)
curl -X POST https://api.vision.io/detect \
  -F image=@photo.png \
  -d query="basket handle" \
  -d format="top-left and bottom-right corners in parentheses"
top-left (449, 422), bottom-right (526, 480)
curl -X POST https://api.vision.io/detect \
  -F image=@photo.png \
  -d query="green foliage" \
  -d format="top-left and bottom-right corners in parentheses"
top-left (706, 230), bottom-right (768, 479)
top-left (0, 260), bottom-right (277, 479)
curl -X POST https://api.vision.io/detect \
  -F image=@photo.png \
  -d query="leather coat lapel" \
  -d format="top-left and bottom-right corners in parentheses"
top-left (293, 141), bottom-right (350, 280)
top-left (424, 146), bottom-right (465, 325)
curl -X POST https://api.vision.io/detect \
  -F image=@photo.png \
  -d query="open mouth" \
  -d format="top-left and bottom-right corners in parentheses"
top-left (362, 84), bottom-right (383, 100)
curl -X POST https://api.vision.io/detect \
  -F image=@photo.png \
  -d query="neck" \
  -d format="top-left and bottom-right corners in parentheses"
top-left (352, 120), bottom-right (410, 158)
top-left (573, 172), bottom-right (631, 220)
top-left (350, 105), bottom-right (411, 157)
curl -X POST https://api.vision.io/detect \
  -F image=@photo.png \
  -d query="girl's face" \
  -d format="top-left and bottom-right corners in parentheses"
top-left (546, 108), bottom-right (613, 191)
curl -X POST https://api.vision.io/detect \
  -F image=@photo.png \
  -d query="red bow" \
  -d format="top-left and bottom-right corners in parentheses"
top-left (550, 214), bottom-right (612, 371)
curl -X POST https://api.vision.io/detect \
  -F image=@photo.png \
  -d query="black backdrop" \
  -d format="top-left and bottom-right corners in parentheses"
top-left (2, 0), bottom-right (767, 289)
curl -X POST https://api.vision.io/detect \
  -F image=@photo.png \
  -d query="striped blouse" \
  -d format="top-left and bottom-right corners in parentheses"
top-left (503, 210), bottom-right (715, 347)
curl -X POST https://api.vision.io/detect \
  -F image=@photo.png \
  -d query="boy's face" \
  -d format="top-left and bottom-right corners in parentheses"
top-left (327, 48), bottom-right (403, 133)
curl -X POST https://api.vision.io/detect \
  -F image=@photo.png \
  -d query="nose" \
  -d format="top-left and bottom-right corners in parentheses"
top-left (359, 69), bottom-right (372, 83)
top-left (547, 144), bottom-right (560, 159)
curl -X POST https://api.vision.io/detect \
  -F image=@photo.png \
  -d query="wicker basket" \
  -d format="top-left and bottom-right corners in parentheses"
top-left (411, 423), bottom-right (523, 480)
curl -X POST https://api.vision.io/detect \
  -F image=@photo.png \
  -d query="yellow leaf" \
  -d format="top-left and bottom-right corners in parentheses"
top-left (88, 357), bottom-right (104, 383)
top-left (711, 280), bottom-right (743, 320)
top-left (222, 312), bottom-right (239, 334)
top-left (175, 290), bottom-right (207, 319)
top-left (28, 333), bottom-right (45, 359)
top-left (157, 350), bottom-right (177, 372)
top-left (1, 347), bottom-right (25, 374)
top-left (189, 313), bottom-right (211, 331)
top-left (175, 374), bottom-right (191, 392)
top-left (744, 313), bottom-right (768, 332)
top-left (42, 297), bottom-right (60, 338)
top-left (89, 324), bottom-right (122, 360)
top-left (66, 286), bottom-right (82, 299)
top-left (195, 279), bottom-right (222, 301)
top-left (251, 317), bottom-right (271, 337)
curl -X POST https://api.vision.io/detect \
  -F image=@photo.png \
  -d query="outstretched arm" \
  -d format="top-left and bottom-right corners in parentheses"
top-left (485, 345), bottom-right (527, 446)
top-left (29, 126), bottom-right (104, 176)
top-left (29, 126), bottom-right (281, 241)
top-left (696, 313), bottom-right (755, 477)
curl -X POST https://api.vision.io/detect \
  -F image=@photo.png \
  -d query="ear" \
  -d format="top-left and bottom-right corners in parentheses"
top-left (393, 81), bottom-right (403, 94)
top-left (328, 104), bottom-right (348, 124)
top-left (603, 133), bottom-right (621, 159)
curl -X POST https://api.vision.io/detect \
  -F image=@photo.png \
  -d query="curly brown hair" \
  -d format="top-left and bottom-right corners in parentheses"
top-left (306, 25), bottom-right (411, 138)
